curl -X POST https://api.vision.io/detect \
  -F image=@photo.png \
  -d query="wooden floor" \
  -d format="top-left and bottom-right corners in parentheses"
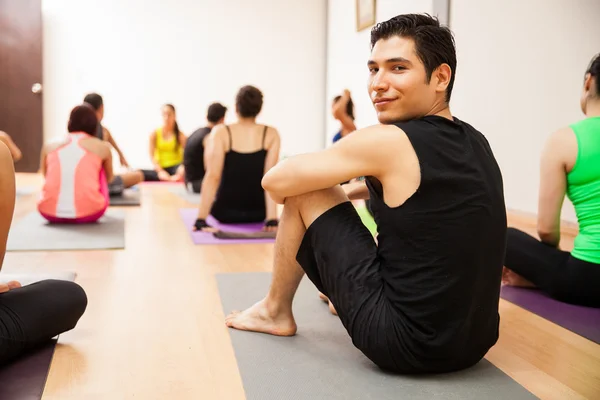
top-left (5, 173), bottom-right (600, 400)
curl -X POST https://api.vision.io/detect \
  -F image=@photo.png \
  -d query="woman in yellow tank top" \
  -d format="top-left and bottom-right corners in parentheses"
top-left (143, 104), bottom-right (187, 182)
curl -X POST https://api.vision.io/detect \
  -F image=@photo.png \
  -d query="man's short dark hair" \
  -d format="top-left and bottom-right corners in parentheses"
top-left (236, 86), bottom-right (263, 118)
top-left (83, 93), bottom-right (103, 111)
top-left (206, 102), bottom-right (227, 123)
top-left (370, 14), bottom-right (457, 102)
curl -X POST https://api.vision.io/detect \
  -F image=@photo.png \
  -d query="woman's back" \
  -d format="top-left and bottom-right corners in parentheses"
top-left (39, 133), bottom-right (108, 219)
top-left (212, 124), bottom-right (269, 222)
top-left (567, 116), bottom-right (600, 263)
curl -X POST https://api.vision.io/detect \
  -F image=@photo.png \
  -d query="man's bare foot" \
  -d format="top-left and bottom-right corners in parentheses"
top-left (328, 300), bottom-right (338, 316)
top-left (225, 298), bottom-right (297, 336)
top-left (502, 267), bottom-right (536, 288)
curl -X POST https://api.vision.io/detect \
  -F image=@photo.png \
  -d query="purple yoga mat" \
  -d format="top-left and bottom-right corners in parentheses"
top-left (179, 208), bottom-right (275, 245)
top-left (0, 339), bottom-right (56, 400)
top-left (500, 285), bottom-right (600, 344)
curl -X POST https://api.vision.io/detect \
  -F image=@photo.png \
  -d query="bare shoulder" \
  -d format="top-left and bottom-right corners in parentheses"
top-left (264, 126), bottom-right (280, 146)
top-left (44, 136), bottom-right (69, 153)
top-left (545, 126), bottom-right (578, 169)
top-left (339, 124), bottom-right (409, 152)
top-left (208, 124), bottom-right (228, 147)
top-left (545, 126), bottom-right (577, 155)
top-left (81, 137), bottom-right (111, 158)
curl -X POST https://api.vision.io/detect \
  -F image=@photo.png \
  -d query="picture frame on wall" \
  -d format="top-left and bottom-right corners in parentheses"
top-left (356, 0), bottom-right (376, 32)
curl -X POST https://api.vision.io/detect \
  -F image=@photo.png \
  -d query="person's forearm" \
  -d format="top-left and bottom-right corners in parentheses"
top-left (265, 191), bottom-right (278, 220)
top-left (197, 176), bottom-right (219, 219)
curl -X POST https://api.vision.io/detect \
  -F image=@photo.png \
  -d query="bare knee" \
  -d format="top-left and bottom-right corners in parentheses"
top-left (286, 186), bottom-right (349, 227)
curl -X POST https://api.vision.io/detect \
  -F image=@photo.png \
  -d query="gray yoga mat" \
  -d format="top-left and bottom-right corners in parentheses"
top-left (15, 186), bottom-right (36, 198)
top-left (168, 185), bottom-right (200, 204)
top-left (0, 271), bottom-right (77, 286)
top-left (217, 273), bottom-right (535, 400)
top-left (6, 210), bottom-right (125, 251)
top-left (109, 189), bottom-right (141, 206)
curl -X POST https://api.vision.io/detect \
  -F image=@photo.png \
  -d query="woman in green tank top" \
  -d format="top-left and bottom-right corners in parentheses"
top-left (503, 54), bottom-right (600, 308)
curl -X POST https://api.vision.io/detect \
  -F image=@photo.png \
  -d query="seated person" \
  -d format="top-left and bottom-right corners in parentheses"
top-left (143, 104), bottom-right (187, 182)
top-left (193, 86), bottom-right (280, 231)
top-left (224, 14), bottom-right (507, 374)
top-left (38, 104), bottom-right (141, 222)
top-left (0, 131), bottom-right (22, 162)
top-left (83, 93), bottom-right (143, 194)
top-left (183, 102), bottom-right (227, 193)
top-left (83, 93), bottom-right (130, 167)
top-left (503, 54), bottom-right (600, 308)
top-left (0, 139), bottom-right (87, 366)
top-left (331, 89), bottom-right (356, 143)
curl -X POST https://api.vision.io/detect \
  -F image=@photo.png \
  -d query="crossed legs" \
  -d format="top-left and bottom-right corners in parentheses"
top-left (225, 186), bottom-right (349, 335)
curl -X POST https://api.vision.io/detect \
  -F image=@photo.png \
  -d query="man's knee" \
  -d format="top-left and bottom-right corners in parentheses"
top-left (286, 186), bottom-right (349, 227)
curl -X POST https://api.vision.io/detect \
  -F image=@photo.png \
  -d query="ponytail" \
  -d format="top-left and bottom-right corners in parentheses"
top-left (174, 121), bottom-right (180, 149)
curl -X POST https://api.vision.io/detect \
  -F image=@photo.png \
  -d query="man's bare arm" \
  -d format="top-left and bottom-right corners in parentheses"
top-left (262, 124), bottom-right (405, 202)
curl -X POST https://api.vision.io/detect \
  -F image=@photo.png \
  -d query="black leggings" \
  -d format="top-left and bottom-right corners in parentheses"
top-left (142, 164), bottom-right (181, 182)
top-left (0, 280), bottom-right (88, 366)
top-left (505, 227), bottom-right (600, 308)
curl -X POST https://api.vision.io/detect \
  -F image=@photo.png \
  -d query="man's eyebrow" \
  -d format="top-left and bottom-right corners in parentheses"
top-left (367, 57), bottom-right (412, 66)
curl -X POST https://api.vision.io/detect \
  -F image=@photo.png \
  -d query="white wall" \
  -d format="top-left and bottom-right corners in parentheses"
top-left (325, 0), bottom-right (449, 142)
top-left (42, 0), bottom-right (327, 169)
top-left (450, 0), bottom-right (600, 222)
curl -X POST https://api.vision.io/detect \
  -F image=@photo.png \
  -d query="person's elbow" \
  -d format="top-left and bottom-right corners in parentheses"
top-left (261, 167), bottom-right (288, 195)
top-left (537, 223), bottom-right (559, 246)
top-left (203, 169), bottom-right (221, 186)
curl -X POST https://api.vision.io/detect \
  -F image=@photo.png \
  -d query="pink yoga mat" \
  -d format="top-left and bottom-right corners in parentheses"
top-left (179, 208), bottom-right (275, 245)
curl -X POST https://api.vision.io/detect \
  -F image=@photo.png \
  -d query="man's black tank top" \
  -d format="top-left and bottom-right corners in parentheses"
top-left (366, 115), bottom-right (506, 367)
top-left (211, 126), bottom-right (268, 222)
top-left (183, 126), bottom-right (211, 182)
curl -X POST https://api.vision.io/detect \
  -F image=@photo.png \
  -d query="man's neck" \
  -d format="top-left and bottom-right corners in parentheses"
top-left (207, 122), bottom-right (216, 128)
top-left (429, 103), bottom-right (453, 121)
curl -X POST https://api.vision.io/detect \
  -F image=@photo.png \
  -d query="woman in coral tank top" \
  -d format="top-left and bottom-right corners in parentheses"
top-left (38, 104), bottom-right (114, 223)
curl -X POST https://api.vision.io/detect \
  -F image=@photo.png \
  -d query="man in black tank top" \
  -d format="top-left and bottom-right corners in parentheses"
top-left (183, 103), bottom-right (227, 193)
top-left (224, 14), bottom-right (506, 374)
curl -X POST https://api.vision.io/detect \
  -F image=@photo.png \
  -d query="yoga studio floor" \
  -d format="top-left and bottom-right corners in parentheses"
top-left (5, 173), bottom-right (600, 400)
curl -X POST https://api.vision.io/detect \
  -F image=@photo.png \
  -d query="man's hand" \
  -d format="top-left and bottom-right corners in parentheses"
top-left (0, 280), bottom-right (21, 294)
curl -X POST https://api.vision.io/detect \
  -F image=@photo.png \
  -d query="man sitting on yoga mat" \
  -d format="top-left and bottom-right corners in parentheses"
top-left (224, 14), bottom-right (507, 374)
top-left (193, 86), bottom-right (280, 231)
top-left (0, 131), bottom-right (22, 163)
top-left (83, 93), bottom-right (144, 195)
top-left (503, 54), bottom-right (600, 308)
top-left (183, 102), bottom-right (227, 193)
top-left (143, 104), bottom-right (187, 182)
top-left (0, 140), bottom-right (87, 366)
